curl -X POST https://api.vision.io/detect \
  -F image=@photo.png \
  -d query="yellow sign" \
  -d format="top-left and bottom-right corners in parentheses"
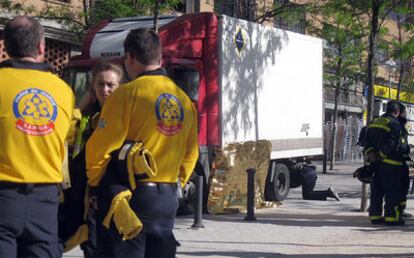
top-left (374, 84), bottom-right (414, 104)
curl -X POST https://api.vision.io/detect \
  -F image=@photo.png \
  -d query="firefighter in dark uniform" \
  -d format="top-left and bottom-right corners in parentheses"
top-left (86, 28), bottom-right (198, 258)
top-left (364, 100), bottom-right (405, 226)
top-left (0, 16), bottom-right (75, 257)
top-left (397, 103), bottom-right (411, 217)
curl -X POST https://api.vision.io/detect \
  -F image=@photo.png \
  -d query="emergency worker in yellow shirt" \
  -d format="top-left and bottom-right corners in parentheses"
top-left (86, 28), bottom-right (198, 258)
top-left (0, 16), bottom-right (74, 258)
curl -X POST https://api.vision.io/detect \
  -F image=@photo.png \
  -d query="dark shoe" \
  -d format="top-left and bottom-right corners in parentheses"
top-left (328, 187), bottom-right (340, 201)
top-left (370, 217), bottom-right (385, 225)
top-left (385, 219), bottom-right (405, 226)
top-left (401, 211), bottom-right (412, 218)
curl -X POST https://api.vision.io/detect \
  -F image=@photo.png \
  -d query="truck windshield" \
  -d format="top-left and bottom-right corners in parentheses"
top-left (166, 64), bottom-right (200, 102)
top-left (62, 64), bottom-right (199, 106)
top-left (61, 67), bottom-right (92, 106)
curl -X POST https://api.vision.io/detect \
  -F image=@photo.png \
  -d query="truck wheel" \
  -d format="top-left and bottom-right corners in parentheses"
top-left (265, 162), bottom-right (290, 201)
top-left (177, 180), bottom-right (196, 216)
top-left (177, 168), bottom-right (208, 216)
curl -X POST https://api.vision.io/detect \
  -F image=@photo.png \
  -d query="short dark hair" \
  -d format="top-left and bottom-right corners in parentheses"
top-left (4, 16), bottom-right (44, 58)
top-left (123, 28), bottom-right (161, 65)
top-left (386, 100), bottom-right (400, 114)
top-left (92, 62), bottom-right (123, 83)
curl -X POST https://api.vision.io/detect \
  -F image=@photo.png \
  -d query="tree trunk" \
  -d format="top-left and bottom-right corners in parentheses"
top-left (397, 64), bottom-right (404, 101)
top-left (361, 0), bottom-right (380, 213)
top-left (329, 79), bottom-right (341, 170)
top-left (396, 19), bottom-right (404, 101)
top-left (83, 0), bottom-right (90, 28)
top-left (248, 0), bottom-right (256, 21)
top-left (153, 0), bottom-right (160, 32)
top-left (329, 49), bottom-right (343, 170)
top-left (234, 0), bottom-right (239, 18)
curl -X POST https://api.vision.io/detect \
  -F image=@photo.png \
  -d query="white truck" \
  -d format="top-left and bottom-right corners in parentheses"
top-left (63, 12), bottom-right (324, 208)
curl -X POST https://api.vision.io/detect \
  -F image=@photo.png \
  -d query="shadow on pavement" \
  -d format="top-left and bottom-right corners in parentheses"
top-left (177, 251), bottom-right (414, 258)
top-left (283, 254), bottom-right (414, 258)
top-left (178, 239), bottom-right (414, 249)
top-left (178, 251), bottom-right (280, 257)
top-left (199, 212), bottom-right (414, 232)
top-left (357, 222), bottom-right (414, 233)
top-left (336, 191), bottom-right (364, 199)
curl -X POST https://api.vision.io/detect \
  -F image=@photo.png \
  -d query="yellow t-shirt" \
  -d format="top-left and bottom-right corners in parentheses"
top-left (0, 62), bottom-right (75, 183)
top-left (86, 70), bottom-right (198, 187)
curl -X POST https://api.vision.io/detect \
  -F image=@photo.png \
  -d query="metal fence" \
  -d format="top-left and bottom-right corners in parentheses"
top-left (324, 117), bottom-right (365, 162)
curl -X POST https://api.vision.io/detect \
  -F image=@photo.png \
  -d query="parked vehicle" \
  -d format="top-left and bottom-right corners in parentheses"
top-left (62, 12), bottom-right (324, 206)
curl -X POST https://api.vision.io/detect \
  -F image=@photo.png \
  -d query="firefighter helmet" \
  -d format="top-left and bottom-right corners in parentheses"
top-left (353, 165), bottom-right (375, 184)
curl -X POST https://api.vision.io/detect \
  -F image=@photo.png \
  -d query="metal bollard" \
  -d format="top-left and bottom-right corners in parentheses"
top-left (322, 148), bottom-right (327, 174)
top-left (191, 174), bottom-right (204, 228)
top-left (244, 168), bottom-right (257, 221)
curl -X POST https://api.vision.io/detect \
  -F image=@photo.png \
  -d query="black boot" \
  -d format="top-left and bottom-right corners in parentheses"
top-left (328, 187), bottom-right (340, 201)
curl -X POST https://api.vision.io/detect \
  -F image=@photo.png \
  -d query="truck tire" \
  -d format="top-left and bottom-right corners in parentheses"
top-left (177, 180), bottom-right (196, 215)
top-left (265, 162), bottom-right (290, 201)
top-left (177, 164), bottom-right (208, 216)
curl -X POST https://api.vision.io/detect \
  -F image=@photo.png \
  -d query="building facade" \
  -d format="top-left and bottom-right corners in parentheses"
top-left (0, 0), bottom-right (83, 73)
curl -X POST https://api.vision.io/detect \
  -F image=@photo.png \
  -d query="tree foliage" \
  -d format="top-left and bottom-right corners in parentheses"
top-left (257, 0), bottom-right (413, 171)
top-left (386, 4), bottom-right (414, 97)
top-left (317, 0), bottom-right (365, 87)
top-left (312, 0), bottom-right (365, 170)
top-left (0, 0), bottom-right (181, 37)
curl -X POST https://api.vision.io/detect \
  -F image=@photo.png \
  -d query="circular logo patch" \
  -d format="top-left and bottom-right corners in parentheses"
top-left (13, 88), bottom-right (58, 136)
top-left (155, 93), bottom-right (184, 136)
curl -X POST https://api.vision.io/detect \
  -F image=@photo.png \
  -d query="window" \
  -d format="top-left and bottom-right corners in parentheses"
top-left (375, 39), bottom-right (390, 64)
top-left (166, 64), bottom-right (200, 102)
top-left (322, 23), bottom-right (362, 61)
top-left (217, 0), bottom-right (236, 16)
top-left (215, 0), bottom-right (255, 19)
top-left (61, 67), bottom-right (92, 106)
top-left (45, 0), bottom-right (71, 3)
top-left (273, 0), bottom-right (306, 34)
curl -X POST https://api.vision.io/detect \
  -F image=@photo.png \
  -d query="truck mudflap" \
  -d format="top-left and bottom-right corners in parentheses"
top-left (207, 140), bottom-right (277, 214)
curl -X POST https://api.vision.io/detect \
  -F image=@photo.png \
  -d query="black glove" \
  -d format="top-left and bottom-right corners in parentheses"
top-left (365, 151), bottom-right (379, 164)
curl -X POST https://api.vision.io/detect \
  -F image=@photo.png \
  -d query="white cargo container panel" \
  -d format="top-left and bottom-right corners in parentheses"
top-left (219, 15), bottom-right (324, 159)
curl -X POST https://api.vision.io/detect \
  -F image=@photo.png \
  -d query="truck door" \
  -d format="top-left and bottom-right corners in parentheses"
top-left (164, 60), bottom-right (207, 147)
top-left (165, 61), bottom-right (210, 214)
top-left (61, 67), bottom-right (92, 106)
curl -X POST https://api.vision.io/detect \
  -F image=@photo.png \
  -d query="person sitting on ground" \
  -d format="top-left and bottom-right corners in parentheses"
top-left (289, 160), bottom-right (340, 201)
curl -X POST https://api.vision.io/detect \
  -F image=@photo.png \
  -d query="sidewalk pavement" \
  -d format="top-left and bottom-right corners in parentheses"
top-left (64, 161), bottom-right (414, 258)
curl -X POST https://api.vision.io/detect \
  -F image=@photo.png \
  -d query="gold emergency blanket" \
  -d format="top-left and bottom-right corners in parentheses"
top-left (207, 140), bottom-right (273, 214)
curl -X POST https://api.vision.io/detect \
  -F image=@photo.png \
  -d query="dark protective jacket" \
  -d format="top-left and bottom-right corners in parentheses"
top-left (399, 123), bottom-right (410, 161)
top-left (364, 114), bottom-right (404, 166)
top-left (59, 140), bottom-right (155, 251)
top-left (357, 126), bottom-right (367, 147)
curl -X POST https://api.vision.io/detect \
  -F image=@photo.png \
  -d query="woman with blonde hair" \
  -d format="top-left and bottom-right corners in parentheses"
top-left (60, 61), bottom-right (123, 258)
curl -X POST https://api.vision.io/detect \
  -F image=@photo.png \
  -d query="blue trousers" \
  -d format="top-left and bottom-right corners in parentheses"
top-left (80, 205), bottom-right (97, 258)
top-left (400, 164), bottom-right (410, 212)
top-left (369, 162), bottom-right (403, 222)
top-left (96, 183), bottom-right (179, 258)
top-left (0, 183), bottom-right (60, 258)
top-left (302, 167), bottom-right (330, 201)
